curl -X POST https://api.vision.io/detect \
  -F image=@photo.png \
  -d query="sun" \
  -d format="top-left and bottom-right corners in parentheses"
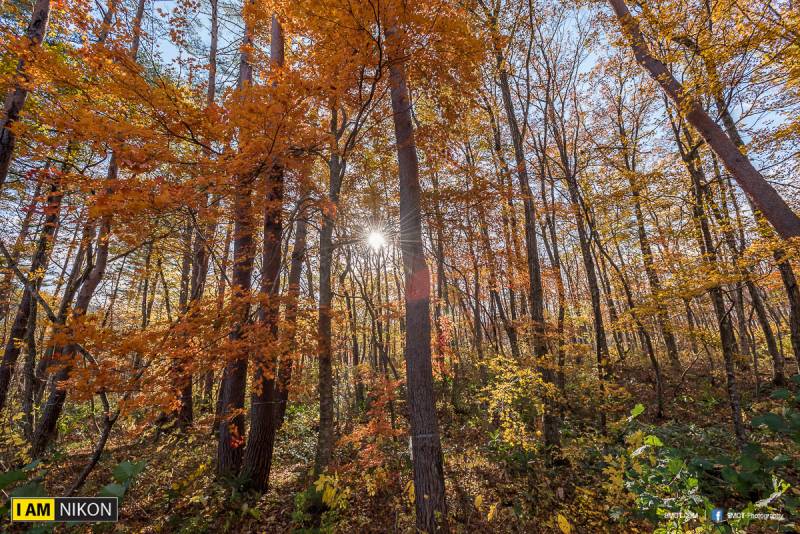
top-left (367, 230), bottom-right (386, 251)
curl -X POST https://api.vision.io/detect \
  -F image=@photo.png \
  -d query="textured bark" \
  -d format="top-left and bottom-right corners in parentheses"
top-left (386, 23), bottom-right (448, 533)
top-left (607, 0), bottom-right (800, 239)
top-left (0, 173), bottom-right (61, 412)
top-left (31, 212), bottom-right (111, 458)
top-left (215, 180), bottom-right (254, 477)
top-left (216, 0), bottom-right (257, 479)
top-left (0, 0), bottom-right (52, 191)
top-left (314, 122), bottom-right (342, 475)
top-left (242, 15), bottom-right (285, 491)
top-left (0, 178), bottom-right (41, 330)
top-left (276, 202), bottom-right (308, 428)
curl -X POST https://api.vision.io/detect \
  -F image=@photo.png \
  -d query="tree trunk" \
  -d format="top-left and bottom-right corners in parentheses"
top-left (386, 22), bottom-right (448, 533)
top-left (216, 0), bottom-right (257, 479)
top-left (0, 172), bottom-right (62, 412)
top-left (0, 0), bottom-right (52, 191)
top-left (0, 177), bottom-right (42, 331)
top-left (629, 177), bottom-right (680, 370)
top-left (314, 114), bottom-right (343, 475)
top-left (672, 121), bottom-right (747, 447)
top-left (31, 212), bottom-right (111, 458)
top-left (276, 199), bottom-right (308, 429)
top-left (497, 46), bottom-right (561, 448)
top-left (776, 260), bottom-right (800, 372)
top-left (242, 16), bottom-right (286, 492)
top-left (549, 103), bottom-right (611, 432)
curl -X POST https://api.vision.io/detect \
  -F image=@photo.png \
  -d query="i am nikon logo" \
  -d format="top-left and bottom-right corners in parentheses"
top-left (10, 497), bottom-right (118, 522)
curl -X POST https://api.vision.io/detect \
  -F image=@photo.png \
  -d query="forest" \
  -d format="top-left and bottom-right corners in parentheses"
top-left (0, 0), bottom-right (799, 531)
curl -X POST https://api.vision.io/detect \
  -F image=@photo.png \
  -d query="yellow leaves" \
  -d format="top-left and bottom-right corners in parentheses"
top-left (314, 474), bottom-right (350, 510)
top-left (474, 494), bottom-right (483, 510)
top-left (487, 502), bottom-right (499, 521)
top-left (363, 467), bottom-right (389, 497)
top-left (404, 479), bottom-right (415, 505)
top-left (481, 352), bottom-right (558, 452)
top-left (556, 512), bottom-right (573, 534)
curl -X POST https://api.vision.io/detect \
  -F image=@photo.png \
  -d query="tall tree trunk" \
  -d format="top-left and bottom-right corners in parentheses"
top-left (0, 177), bottom-right (42, 331)
top-left (497, 44), bottom-right (561, 448)
top-left (672, 120), bottom-right (747, 447)
top-left (172, 223), bottom-right (193, 428)
top-left (628, 176), bottom-right (680, 370)
top-left (31, 211), bottom-right (111, 458)
top-left (177, 0), bottom-right (220, 429)
top-left (0, 171), bottom-right (62, 412)
top-left (703, 182), bottom-right (786, 385)
top-left (549, 104), bottom-right (611, 432)
top-left (30, 0), bottom-right (145, 456)
top-left (216, 5), bottom-right (256, 477)
top-left (431, 172), bottom-right (449, 372)
top-left (538, 169), bottom-right (567, 391)
top-left (242, 15), bottom-right (286, 493)
top-left (33, 215), bottom-right (94, 403)
top-left (591, 217), bottom-right (665, 417)
top-left (314, 111), bottom-right (343, 475)
top-left (276, 200), bottom-right (308, 429)
top-left (0, 0), bottom-right (52, 191)
top-left (777, 260), bottom-right (800, 372)
top-left (683, 29), bottom-right (800, 376)
top-left (386, 22), bottom-right (449, 533)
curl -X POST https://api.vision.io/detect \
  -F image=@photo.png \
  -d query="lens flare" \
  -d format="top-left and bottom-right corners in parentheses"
top-left (367, 230), bottom-right (386, 251)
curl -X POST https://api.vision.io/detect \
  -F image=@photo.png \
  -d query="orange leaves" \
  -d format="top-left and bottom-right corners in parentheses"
top-left (338, 375), bottom-right (405, 473)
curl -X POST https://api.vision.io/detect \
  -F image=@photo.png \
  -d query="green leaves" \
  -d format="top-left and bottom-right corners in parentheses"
top-left (752, 412), bottom-right (787, 433)
top-left (99, 460), bottom-right (146, 501)
top-left (752, 375), bottom-right (800, 444)
top-left (644, 435), bottom-right (663, 447)
top-left (628, 403), bottom-right (645, 421)
top-left (10, 481), bottom-right (47, 498)
top-left (0, 469), bottom-right (27, 491)
top-left (113, 460), bottom-right (146, 483)
top-left (100, 483), bottom-right (127, 498)
top-left (666, 457), bottom-right (684, 475)
top-left (770, 389), bottom-right (790, 400)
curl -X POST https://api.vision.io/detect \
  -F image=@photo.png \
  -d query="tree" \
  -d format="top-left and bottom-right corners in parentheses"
top-left (385, 15), bottom-right (448, 532)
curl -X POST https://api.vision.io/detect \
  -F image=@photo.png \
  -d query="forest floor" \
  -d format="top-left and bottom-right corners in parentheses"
top-left (5, 359), bottom-right (798, 533)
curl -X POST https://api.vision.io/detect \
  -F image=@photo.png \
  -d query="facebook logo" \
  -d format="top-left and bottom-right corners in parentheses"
top-left (711, 508), bottom-right (726, 523)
